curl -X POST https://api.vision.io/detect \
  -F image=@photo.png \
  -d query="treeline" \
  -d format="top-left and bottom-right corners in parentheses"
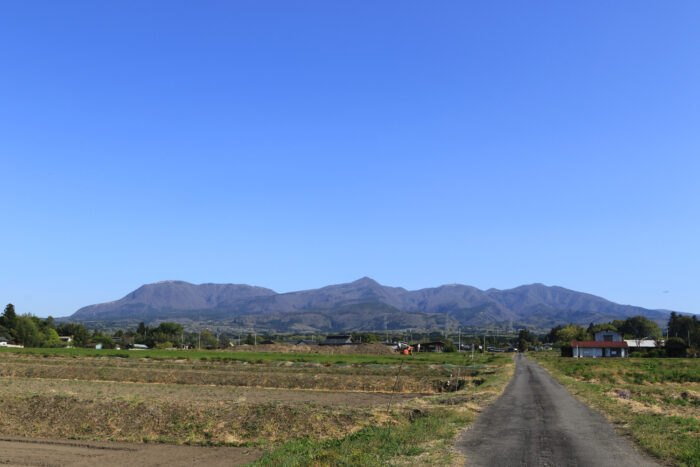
top-left (0, 304), bottom-right (260, 350)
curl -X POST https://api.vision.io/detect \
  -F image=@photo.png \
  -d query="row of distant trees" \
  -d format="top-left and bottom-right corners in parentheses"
top-left (3, 302), bottom-right (698, 354)
top-left (0, 304), bottom-right (98, 348)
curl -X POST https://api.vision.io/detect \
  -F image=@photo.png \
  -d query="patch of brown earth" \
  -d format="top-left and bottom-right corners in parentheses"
top-left (0, 436), bottom-right (260, 467)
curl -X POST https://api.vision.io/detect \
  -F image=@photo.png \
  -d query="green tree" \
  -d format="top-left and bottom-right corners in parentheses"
top-left (56, 322), bottom-right (90, 347)
top-left (589, 323), bottom-right (618, 335)
top-left (41, 328), bottom-right (63, 347)
top-left (0, 304), bottom-right (17, 330)
top-left (44, 316), bottom-right (56, 329)
top-left (545, 325), bottom-right (563, 344)
top-left (199, 331), bottom-right (218, 349)
top-left (218, 334), bottom-right (231, 348)
top-left (554, 325), bottom-right (588, 347)
top-left (91, 334), bottom-right (116, 349)
top-left (14, 315), bottom-right (43, 347)
top-left (617, 316), bottom-right (661, 340)
top-left (443, 342), bottom-right (457, 352)
top-left (519, 338), bottom-right (529, 352)
top-left (665, 337), bottom-right (687, 358)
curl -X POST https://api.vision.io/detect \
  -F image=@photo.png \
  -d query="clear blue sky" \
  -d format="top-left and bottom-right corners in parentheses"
top-left (1, 1), bottom-right (698, 318)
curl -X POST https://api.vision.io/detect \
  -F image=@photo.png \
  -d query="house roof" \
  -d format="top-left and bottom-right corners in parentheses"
top-left (571, 341), bottom-right (628, 348)
top-left (624, 339), bottom-right (657, 348)
top-left (321, 335), bottom-right (353, 345)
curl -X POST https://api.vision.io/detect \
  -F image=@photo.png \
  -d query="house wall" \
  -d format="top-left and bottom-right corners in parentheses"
top-left (573, 347), bottom-right (603, 358)
top-left (574, 346), bottom-right (627, 358)
top-left (594, 331), bottom-right (622, 342)
top-left (607, 348), bottom-right (626, 357)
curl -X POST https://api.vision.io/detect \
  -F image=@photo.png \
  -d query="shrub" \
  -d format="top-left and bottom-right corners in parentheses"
top-left (666, 338), bottom-right (687, 358)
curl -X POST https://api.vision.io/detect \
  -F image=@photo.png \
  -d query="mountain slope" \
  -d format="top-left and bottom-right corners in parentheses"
top-left (66, 278), bottom-right (674, 332)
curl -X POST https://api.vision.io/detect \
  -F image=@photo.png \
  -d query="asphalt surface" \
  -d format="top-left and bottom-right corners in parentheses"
top-left (456, 354), bottom-right (660, 467)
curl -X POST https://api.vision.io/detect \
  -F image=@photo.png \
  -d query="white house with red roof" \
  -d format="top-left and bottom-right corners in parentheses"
top-left (571, 330), bottom-right (628, 358)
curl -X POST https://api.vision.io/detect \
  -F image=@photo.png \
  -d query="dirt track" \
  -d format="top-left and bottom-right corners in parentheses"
top-left (456, 354), bottom-right (660, 467)
top-left (0, 437), bottom-right (260, 466)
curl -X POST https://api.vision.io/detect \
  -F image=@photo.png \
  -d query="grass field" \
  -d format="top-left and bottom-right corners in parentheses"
top-left (0, 347), bottom-right (514, 465)
top-left (533, 354), bottom-right (700, 467)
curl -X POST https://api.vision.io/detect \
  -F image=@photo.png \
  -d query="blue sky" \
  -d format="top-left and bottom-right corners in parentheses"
top-left (1, 1), bottom-right (698, 318)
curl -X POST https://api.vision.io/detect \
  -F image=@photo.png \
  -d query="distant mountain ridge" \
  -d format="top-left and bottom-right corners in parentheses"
top-left (65, 278), bottom-right (674, 332)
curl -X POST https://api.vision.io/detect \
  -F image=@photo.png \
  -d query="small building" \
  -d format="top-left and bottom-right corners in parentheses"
top-left (259, 339), bottom-right (276, 345)
top-left (571, 340), bottom-right (628, 358)
top-left (296, 339), bottom-right (319, 346)
top-left (131, 344), bottom-right (149, 350)
top-left (416, 341), bottom-right (446, 353)
top-left (58, 335), bottom-right (73, 344)
top-left (85, 343), bottom-right (103, 350)
top-left (625, 338), bottom-right (659, 350)
top-left (320, 335), bottom-right (354, 346)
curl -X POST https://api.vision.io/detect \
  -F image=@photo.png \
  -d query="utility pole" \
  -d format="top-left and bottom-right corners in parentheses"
top-left (458, 327), bottom-right (461, 352)
top-left (384, 315), bottom-right (388, 343)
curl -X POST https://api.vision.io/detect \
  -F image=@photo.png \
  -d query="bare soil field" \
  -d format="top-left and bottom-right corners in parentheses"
top-left (0, 436), bottom-right (260, 466)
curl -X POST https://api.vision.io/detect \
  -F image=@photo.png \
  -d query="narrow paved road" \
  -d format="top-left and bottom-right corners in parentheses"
top-left (456, 354), bottom-right (660, 467)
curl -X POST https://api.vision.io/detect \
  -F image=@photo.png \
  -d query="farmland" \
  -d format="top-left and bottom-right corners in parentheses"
top-left (0, 347), bottom-right (513, 465)
top-left (533, 354), bottom-right (700, 466)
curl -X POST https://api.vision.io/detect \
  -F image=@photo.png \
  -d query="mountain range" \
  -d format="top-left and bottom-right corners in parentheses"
top-left (64, 278), bottom-right (674, 333)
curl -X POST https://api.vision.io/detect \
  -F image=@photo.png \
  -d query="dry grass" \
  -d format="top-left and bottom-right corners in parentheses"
top-left (232, 343), bottom-right (397, 355)
top-left (0, 353), bottom-right (473, 393)
top-left (0, 351), bottom-right (503, 452)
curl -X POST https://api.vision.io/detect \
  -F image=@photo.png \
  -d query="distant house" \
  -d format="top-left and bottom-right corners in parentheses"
top-left (571, 331), bottom-right (628, 358)
top-left (58, 335), bottom-right (73, 344)
top-left (85, 343), bottom-right (103, 350)
top-left (259, 339), bottom-right (276, 345)
top-left (386, 341), bottom-right (411, 351)
top-left (416, 341), bottom-right (446, 353)
top-left (320, 335), bottom-right (354, 346)
top-left (625, 338), bottom-right (661, 350)
top-left (131, 344), bottom-right (149, 350)
top-left (296, 339), bottom-right (319, 346)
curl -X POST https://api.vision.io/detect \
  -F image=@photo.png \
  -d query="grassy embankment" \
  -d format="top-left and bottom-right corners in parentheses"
top-left (532, 354), bottom-right (700, 467)
top-left (0, 347), bottom-right (514, 465)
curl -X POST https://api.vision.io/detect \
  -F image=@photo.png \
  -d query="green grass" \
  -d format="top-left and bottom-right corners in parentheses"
top-left (547, 356), bottom-right (700, 384)
top-left (533, 354), bottom-right (700, 467)
top-left (253, 408), bottom-right (471, 466)
top-left (0, 346), bottom-right (507, 367)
